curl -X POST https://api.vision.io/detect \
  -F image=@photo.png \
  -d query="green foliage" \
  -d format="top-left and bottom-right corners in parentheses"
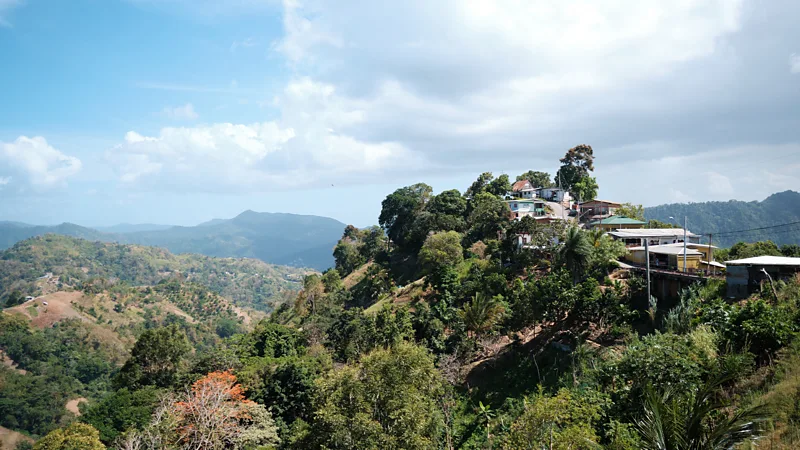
top-left (459, 293), bottom-right (506, 338)
top-left (467, 192), bottom-right (511, 243)
top-left (312, 343), bottom-right (445, 449)
top-left (555, 144), bottom-right (595, 192)
top-left (516, 170), bottom-right (554, 188)
top-left (0, 234), bottom-right (306, 311)
top-left (644, 190), bottom-right (800, 247)
top-left (379, 183), bottom-right (432, 250)
top-left (504, 388), bottom-right (603, 449)
top-left (615, 203), bottom-right (646, 221)
top-left (465, 172), bottom-right (494, 198)
top-left (487, 173), bottom-right (511, 197)
top-left (321, 268), bottom-right (343, 292)
top-left (80, 387), bottom-right (162, 444)
top-left (238, 321), bottom-right (307, 359)
top-left (572, 176), bottom-right (599, 203)
top-left (559, 227), bottom-right (593, 282)
top-left (34, 423), bottom-right (106, 450)
top-left (728, 240), bottom-right (783, 259)
top-left (419, 231), bottom-right (464, 273)
top-left (115, 324), bottom-right (191, 390)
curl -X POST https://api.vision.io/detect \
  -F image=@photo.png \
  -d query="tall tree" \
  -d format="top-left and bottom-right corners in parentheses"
top-left (516, 170), bottom-right (554, 188)
top-left (115, 325), bottom-right (191, 390)
top-left (34, 423), bottom-right (106, 450)
top-left (379, 183), bottom-right (432, 250)
top-left (559, 227), bottom-right (593, 283)
top-left (555, 144), bottom-right (595, 191)
top-left (572, 176), bottom-right (599, 202)
top-left (487, 174), bottom-right (512, 197)
top-left (616, 202), bottom-right (645, 220)
top-left (467, 192), bottom-right (511, 243)
top-left (465, 172), bottom-right (494, 198)
top-left (419, 231), bottom-right (464, 273)
top-left (459, 293), bottom-right (506, 338)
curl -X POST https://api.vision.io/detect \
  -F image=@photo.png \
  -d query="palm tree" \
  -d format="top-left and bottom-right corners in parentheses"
top-left (460, 293), bottom-right (505, 338)
top-left (636, 374), bottom-right (767, 450)
top-left (559, 226), bottom-right (593, 283)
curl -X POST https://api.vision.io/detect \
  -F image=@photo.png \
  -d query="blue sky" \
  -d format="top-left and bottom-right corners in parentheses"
top-left (1, 0), bottom-right (799, 228)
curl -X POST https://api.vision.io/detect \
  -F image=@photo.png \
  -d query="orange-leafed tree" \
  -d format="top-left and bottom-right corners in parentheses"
top-left (172, 371), bottom-right (279, 450)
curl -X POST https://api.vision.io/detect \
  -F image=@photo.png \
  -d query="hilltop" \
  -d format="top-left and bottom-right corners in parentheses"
top-left (644, 190), bottom-right (800, 247)
top-left (0, 234), bottom-right (309, 311)
top-left (0, 211), bottom-right (346, 271)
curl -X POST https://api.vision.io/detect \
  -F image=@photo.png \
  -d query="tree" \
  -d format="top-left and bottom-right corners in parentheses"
top-left (322, 269), bottom-right (344, 292)
top-left (80, 387), bottom-right (162, 444)
top-left (516, 170), bottom-right (554, 188)
top-left (572, 176), bottom-right (599, 203)
top-left (115, 325), bottom-right (191, 390)
top-left (467, 192), bottom-right (511, 243)
top-left (781, 244), bottom-right (800, 257)
top-left (171, 371), bottom-right (280, 450)
top-left (505, 389), bottom-right (602, 450)
top-left (6, 290), bottom-right (24, 307)
top-left (616, 203), bottom-right (645, 221)
top-left (465, 172), bottom-right (494, 198)
top-left (359, 226), bottom-right (387, 260)
top-left (487, 174), bottom-right (511, 197)
top-left (333, 239), bottom-right (364, 276)
top-left (635, 375), bottom-right (766, 450)
top-left (559, 227), bottom-right (593, 283)
top-left (313, 343), bottom-right (445, 449)
top-left (34, 423), bottom-right (106, 450)
top-left (555, 144), bottom-right (595, 191)
top-left (419, 231), bottom-right (464, 273)
top-left (379, 183), bottom-right (432, 250)
top-left (459, 293), bottom-right (506, 338)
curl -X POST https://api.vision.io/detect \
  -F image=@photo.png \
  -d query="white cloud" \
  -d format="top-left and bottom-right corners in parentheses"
top-left (230, 37), bottom-right (256, 52)
top-left (0, 176), bottom-right (10, 185)
top-left (161, 103), bottom-right (199, 120)
top-left (707, 171), bottom-right (735, 196)
top-left (0, 136), bottom-right (82, 188)
top-left (790, 53), bottom-right (800, 74)
top-left (111, 79), bottom-right (423, 191)
top-left (0, 0), bottom-right (21, 27)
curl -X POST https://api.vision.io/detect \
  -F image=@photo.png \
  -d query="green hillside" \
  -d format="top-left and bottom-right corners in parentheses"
top-left (645, 190), bottom-right (800, 247)
top-left (0, 211), bottom-right (345, 271)
top-left (0, 235), bottom-right (308, 311)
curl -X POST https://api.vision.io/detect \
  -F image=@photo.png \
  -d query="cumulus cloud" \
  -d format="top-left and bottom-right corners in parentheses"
top-left (111, 79), bottom-right (423, 191)
top-left (161, 103), bottom-right (199, 120)
top-left (791, 53), bottom-right (800, 74)
top-left (707, 172), bottom-right (735, 196)
top-left (0, 136), bottom-right (82, 188)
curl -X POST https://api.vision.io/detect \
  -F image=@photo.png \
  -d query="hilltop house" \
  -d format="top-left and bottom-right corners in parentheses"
top-left (589, 216), bottom-right (647, 231)
top-left (725, 256), bottom-right (800, 299)
top-left (608, 228), bottom-right (701, 247)
top-left (626, 244), bottom-right (704, 272)
top-left (579, 200), bottom-right (622, 221)
top-left (537, 187), bottom-right (571, 203)
top-left (507, 199), bottom-right (547, 220)
top-left (509, 180), bottom-right (537, 199)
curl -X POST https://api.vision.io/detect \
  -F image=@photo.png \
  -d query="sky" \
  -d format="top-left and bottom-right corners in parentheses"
top-left (1, 0), bottom-right (799, 228)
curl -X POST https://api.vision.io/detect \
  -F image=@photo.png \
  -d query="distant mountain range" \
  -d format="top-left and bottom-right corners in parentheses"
top-left (645, 190), bottom-right (800, 248)
top-left (0, 211), bottom-right (346, 271)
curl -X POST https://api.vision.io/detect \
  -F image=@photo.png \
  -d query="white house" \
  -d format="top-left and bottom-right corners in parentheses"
top-left (509, 180), bottom-right (537, 199)
top-left (537, 187), bottom-right (571, 203)
top-left (506, 199), bottom-right (547, 220)
top-left (608, 228), bottom-right (701, 247)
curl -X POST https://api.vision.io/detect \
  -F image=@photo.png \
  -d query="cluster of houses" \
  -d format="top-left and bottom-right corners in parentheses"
top-left (506, 178), bottom-right (800, 299)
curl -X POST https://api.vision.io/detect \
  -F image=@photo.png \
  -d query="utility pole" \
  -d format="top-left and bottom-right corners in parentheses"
top-left (683, 216), bottom-right (687, 273)
top-left (709, 233), bottom-right (714, 275)
top-left (645, 239), bottom-right (651, 302)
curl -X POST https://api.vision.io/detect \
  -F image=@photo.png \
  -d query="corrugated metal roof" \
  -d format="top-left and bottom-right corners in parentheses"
top-left (590, 216), bottom-right (647, 225)
top-left (629, 245), bottom-right (703, 256)
top-left (609, 228), bottom-right (699, 238)
top-left (725, 256), bottom-right (800, 266)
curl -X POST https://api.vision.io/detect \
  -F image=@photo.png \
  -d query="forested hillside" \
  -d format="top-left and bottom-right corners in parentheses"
top-left (0, 211), bottom-right (345, 271)
top-left (645, 190), bottom-right (800, 247)
top-left (0, 235), bottom-right (307, 311)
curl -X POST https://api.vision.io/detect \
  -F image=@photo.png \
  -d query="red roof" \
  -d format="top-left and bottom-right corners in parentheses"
top-left (511, 180), bottom-right (533, 191)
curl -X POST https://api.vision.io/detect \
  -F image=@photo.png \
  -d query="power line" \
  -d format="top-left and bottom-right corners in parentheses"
top-left (698, 220), bottom-right (800, 237)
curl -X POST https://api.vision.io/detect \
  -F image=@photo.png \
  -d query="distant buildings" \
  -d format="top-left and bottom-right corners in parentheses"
top-left (509, 180), bottom-right (537, 199)
top-left (725, 256), bottom-right (800, 299)
top-left (579, 200), bottom-right (621, 221)
top-left (608, 228), bottom-right (701, 247)
top-left (589, 216), bottom-right (647, 231)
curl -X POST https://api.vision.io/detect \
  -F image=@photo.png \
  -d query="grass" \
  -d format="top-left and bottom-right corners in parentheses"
top-left (26, 305), bottom-right (38, 317)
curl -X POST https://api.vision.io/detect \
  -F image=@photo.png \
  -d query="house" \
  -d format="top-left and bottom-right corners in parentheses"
top-left (506, 199), bottom-right (547, 220)
top-left (608, 228), bottom-right (701, 247)
top-left (661, 242), bottom-right (724, 274)
top-left (579, 200), bottom-right (622, 221)
top-left (589, 216), bottom-right (647, 231)
top-left (626, 244), bottom-right (704, 272)
top-left (509, 180), bottom-right (537, 199)
top-left (537, 187), bottom-right (571, 203)
top-left (725, 256), bottom-right (800, 299)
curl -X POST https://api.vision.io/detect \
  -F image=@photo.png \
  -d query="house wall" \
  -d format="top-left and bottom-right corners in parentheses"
top-left (671, 254), bottom-right (701, 271)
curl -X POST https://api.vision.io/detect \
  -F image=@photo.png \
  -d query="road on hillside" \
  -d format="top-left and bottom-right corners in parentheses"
top-left (546, 201), bottom-right (576, 222)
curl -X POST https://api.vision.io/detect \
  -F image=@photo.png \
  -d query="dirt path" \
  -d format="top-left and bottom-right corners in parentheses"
top-left (66, 397), bottom-right (88, 416)
top-left (0, 349), bottom-right (26, 375)
top-left (0, 425), bottom-right (34, 449)
top-left (7, 291), bottom-right (86, 328)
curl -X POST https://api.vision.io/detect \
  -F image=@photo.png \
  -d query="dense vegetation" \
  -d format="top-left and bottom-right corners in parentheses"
top-left (645, 190), bottom-right (800, 247)
top-left (0, 210), bottom-right (346, 271)
top-left (0, 234), bottom-right (306, 311)
top-left (3, 147), bottom-right (800, 449)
